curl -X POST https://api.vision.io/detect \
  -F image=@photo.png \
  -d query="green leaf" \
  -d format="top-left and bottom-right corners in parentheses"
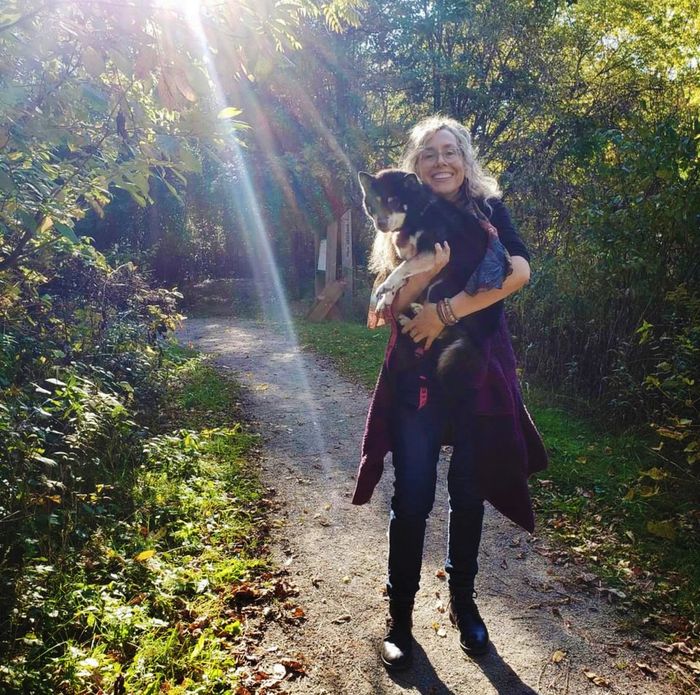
top-left (217, 106), bottom-right (243, 119)
top-left (53, 222), bottom-right (79, 243)
top-left (0, 169), bottom-right (16, 192)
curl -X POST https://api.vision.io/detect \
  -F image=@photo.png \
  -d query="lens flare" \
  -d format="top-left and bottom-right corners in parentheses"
top-left (179, 7), bottom-right (343, 494)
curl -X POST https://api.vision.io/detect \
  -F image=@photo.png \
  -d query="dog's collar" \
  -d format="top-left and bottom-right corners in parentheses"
top-left (418, 196), bottom-right (437, 217)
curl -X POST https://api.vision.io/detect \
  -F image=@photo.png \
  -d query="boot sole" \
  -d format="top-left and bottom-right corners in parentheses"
top-left (449, 611), bottom-right (490, 657)
top-left (458, 640), bottom-right (490, 657)
top-left (380, 652), bottom-right (413, 671)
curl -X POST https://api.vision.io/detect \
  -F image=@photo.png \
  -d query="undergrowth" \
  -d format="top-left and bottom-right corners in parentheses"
top-left (0, 342), bottom-right (267, 694)
top-left (295, 318), bottom-right (700, 641)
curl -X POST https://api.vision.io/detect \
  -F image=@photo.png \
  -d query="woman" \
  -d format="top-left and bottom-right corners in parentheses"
top-left (351, 116), bottom-right (548, 670)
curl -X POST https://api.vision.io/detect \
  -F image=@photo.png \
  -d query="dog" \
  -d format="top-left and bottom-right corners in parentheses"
top-left (359, 168), bottom-right (500, 390)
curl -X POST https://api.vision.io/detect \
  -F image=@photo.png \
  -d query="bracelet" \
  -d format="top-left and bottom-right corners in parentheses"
top-left (437, 299), bottom-right (458, 326)
top-left (435, 299), bottom-right (448, 325)
top-left (443, 297), bottom-right (458, 325)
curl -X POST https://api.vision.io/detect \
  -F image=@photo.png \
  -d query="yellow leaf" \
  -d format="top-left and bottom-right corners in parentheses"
top-left (639, 485), bottom-right (659, 497)
top-left (552, 649), bottom-right (566, 663)
top-left (640, 467), bottom-right (667, 481)
top-left (646, 520), bottom-right (676, 541)
top-left (38, 216), bottom-right (54, 234)
top-left (134, 549), bottom-right (156, 562)
top-left (217, 106), bottom-right (243, 119)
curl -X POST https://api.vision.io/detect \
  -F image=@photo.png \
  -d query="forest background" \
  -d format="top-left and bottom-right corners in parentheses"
top-left (0, 0), bottom-right (698, 692)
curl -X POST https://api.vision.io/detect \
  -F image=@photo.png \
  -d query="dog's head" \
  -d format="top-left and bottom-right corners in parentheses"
top-left (358, 169), bottom-right (422, 233)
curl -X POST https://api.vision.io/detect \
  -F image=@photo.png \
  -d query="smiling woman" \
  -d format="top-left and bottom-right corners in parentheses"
top-left (357, 115), bottom-right (547, 671)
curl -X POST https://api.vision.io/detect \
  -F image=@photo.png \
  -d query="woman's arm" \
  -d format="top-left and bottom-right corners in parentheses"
top-left (402, 255), bottom-right (530, 350)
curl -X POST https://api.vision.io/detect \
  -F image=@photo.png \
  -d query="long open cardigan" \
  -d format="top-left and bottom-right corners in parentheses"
top-left (351, 255), bottom-right (548, 533)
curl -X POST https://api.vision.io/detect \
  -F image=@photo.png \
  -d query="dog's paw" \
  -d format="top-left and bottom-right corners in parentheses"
top-left (375, 279), bottom-right (393, 300)
top-left (376, 291), bottom-right (394, 313)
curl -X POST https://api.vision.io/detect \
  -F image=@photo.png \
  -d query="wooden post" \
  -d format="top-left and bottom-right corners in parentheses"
top-left (340, 209), bottom-right (353, 313)
top-left (315, 235), bottom-right (324, 297)
top-left (325, 220), bottom-right (338, 285)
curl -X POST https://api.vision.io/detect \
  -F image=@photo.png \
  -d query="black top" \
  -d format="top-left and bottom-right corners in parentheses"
top-left (485, 198), bottom-right (530, 262)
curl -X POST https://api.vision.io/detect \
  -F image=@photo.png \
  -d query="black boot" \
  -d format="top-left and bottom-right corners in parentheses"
top-left (449, 590), bottom-right (489, 656)
top-left (381, 600), bottom-right (414, 671)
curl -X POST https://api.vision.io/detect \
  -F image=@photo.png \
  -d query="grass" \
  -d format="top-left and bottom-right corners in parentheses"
top-left (0, 343), bottom-right (268, 694)
top-left (295, 318), bottom-right (700, 640)
top-left (295, 319), bottom-right (390, 389)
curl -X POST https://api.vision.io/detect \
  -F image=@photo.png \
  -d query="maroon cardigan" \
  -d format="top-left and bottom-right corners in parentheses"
top-left (351, 309), bottom-right (548, 533)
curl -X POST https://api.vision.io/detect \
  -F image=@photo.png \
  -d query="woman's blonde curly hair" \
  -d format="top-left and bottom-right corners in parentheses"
top-left (369, 115), bottom-right (501, 277)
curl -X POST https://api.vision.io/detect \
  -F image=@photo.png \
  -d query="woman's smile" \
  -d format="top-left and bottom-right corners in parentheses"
top-left (416, 129), bottom-right (466, 201)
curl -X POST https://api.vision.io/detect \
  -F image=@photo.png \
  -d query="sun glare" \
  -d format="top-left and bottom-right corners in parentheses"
top-left (172, 3), bottom-right (342, 491)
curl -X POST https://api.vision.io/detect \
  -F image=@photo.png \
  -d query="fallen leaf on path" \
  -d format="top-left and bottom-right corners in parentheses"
top-left (680, 659), bottom-right (700, 674)
top-left (331, 614), bottom-right (351, 624)
top-left (436, 627), bottom-right (447, 638)
top-left (291, 607), bottom-right (305, 620)
top-left (341, 575), bottom-right (350, 584)
top-left (551, 650), bottom-right (566, 663)
top-left (583, 671), bottom-right (610, 687)
top-left (636, 662), bottom-right (658, 678)
top-left (671, 642), bottom-right (694, 656)
top-left (280, 658), bottom-right (306, 677)
top-left (435, 569), bottom-right (446, 579)
top-left (583, 670), bottom-right (611, 687)
top-left (231, 584), bottom-right (263, 603)
top-left (600, 586), bottom-right (627, 601)
top-left (273, 580), bottom-right (297, 598)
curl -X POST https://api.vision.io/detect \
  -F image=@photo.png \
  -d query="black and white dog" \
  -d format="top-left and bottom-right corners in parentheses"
top-left (359, 169), bottom-right (498, 387)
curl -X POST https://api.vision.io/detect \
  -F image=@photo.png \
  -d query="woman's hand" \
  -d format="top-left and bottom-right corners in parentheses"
top-left (401, 302), bottom-right (444, 350)
top-left (399, 242), bottom-right (451, 349)
top-left (430, 241), bottom-right (450, 275)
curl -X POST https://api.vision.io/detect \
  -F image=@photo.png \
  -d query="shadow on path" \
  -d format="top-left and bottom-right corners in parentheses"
top-left (379, 640), bottom-right (540, 694)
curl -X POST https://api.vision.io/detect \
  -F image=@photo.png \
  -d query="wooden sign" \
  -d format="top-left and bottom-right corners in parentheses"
top-left (306, 280), bottom-right (346, 322)
top-left (317, 239), bottom-right (327, 272)
top-left (341, 209), bottom-right (352, 270)
top-left (325, 221), bottom-right (338, 284)
top-left (340, 209), bottom-right (353, 310)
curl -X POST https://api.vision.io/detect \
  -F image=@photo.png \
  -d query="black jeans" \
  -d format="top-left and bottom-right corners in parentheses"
top-left (387, 364), bottom-right (484, 602)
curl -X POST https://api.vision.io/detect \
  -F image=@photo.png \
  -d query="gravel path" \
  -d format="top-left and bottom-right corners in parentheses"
top-left (177, 316), bottom-right (675, 695)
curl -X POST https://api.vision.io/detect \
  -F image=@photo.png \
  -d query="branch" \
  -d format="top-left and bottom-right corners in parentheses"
top-left (0, 2), bottom-right (51, 34)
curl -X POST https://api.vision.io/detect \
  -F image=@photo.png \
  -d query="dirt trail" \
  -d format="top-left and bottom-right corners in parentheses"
top-left (178, 316), bottom-right (675, 695)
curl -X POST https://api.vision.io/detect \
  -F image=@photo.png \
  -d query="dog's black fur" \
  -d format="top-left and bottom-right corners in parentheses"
top-left (359, 168), bottom-right (501, 394)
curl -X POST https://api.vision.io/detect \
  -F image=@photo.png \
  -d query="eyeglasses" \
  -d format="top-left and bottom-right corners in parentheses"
top-left (418, 147), bottom-right (461, 165)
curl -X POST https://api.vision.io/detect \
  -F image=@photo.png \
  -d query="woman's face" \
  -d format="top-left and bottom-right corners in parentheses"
top-left (416, 128), bottom-right (466, 202)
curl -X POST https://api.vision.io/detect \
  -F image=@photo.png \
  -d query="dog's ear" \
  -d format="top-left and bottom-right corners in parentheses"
top-left (403, 172), bottom-right (421, 190)
top-left (358, 171), bottom-right (375, 193)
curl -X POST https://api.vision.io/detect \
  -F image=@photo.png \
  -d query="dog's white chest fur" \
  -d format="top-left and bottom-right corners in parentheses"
top-left (392, 228), bottom-right (424, 261)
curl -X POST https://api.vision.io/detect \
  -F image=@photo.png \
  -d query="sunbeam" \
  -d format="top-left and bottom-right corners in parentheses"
top-left (179, 5), bottom-right (342, 491)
